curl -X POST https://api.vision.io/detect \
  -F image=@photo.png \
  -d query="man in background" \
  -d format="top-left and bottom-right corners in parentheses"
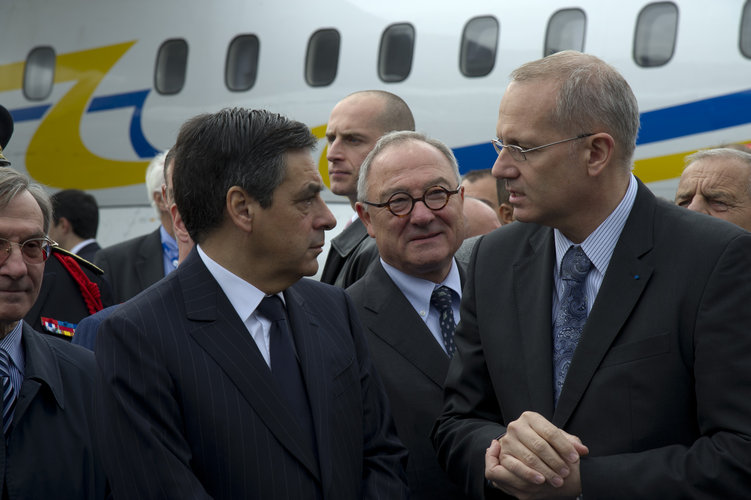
top-left (48, 189), bottom-right (101, 261)
top-left (321, 90), bottom-right (414, 287)
top-left (461, 168), bottom-right (514, 225)
top-left (94, 150), bottom-right (177, 302)
top-left (675, 147), bottom-right (751, 231)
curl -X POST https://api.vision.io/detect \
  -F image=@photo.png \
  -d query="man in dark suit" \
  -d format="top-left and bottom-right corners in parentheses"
top-left (95, 107), bottom-right (408, 499)
top-left (94, 151), bottom-right (177, 302)
top-left (348, 131), bottom-right (468, 499)
top-left (432, 50), bottom-right (751, 498)
top-left (0, 168), bottom-right (107, 498)
top-left (48, 188), bottom-right (102, 261)
top-left (321, 90), bottom-right (415, 287)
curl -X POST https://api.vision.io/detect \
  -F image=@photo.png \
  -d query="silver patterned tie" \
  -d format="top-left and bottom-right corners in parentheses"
top-left (0, 349), bottom-right (16, 436)
top-left (552, 246), bottom-right (593, 406)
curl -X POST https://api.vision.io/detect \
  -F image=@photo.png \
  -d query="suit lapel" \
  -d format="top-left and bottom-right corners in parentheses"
top-left (360, 263), bottom-right (449, 387)
top-left (554, 183), bottom-right (655, 427)
top-left (283, 286), bottom-right (334, 493)
top-left (180, 252), bottom-right (321, 481)
top-left (136, 229), bottom-right (164, 290)
top-left (513, 227), bottom-right (556, 419)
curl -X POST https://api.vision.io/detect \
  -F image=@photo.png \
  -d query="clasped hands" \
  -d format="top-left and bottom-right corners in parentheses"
top-left (485, 411), bottom-right (588, 500)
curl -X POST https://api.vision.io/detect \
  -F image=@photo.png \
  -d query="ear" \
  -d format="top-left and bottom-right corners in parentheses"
top-left (498, 203), bottom-right (514, 225)
top-left (57, 216), bottom-right (72, 233)
top-left (226, 186), bottom-right (257, 233)
top-left (355, 202), bottom-right (376, 238)
top-left (585, 133), bottom-right (615, 177)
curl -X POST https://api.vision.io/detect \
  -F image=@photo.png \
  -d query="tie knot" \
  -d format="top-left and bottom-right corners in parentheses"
top-left (430, 286), bottom-right (453, 310)
top-left (257, 295), bottom-right (286, 322)
top-left (560, 246), bottom-right (592, 283)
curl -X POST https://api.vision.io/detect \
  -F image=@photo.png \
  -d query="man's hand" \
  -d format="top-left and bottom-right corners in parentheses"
top-left (485, 411), bottom-right (588, 499)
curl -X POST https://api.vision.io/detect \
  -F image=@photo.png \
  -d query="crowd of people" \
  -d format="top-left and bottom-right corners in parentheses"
top-left (0, 49), bottom-right (749, 498)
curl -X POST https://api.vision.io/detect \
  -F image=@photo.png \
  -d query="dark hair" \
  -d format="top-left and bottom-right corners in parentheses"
top-left (172, 108), bottom-right (317, 244)
top-left (50, 189), bottom-right (99, 239)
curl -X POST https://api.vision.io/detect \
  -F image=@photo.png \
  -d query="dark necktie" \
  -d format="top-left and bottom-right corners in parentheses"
top-left (0, 349), bottom-right (16, 436)
top-left (552, 246), bottom-right (593, 405)
top-left (430, 286), bottom-right (457, 358)
top-left (257, 296), bottom-right (319, 460)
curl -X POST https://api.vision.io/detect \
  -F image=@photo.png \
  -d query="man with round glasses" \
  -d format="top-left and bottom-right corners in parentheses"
top-left (348, 130), bottom-right (468, 500)
top-left (433, 50), bottom-right (751, 498)
top-left (0, 168), bottom-right (107, 497)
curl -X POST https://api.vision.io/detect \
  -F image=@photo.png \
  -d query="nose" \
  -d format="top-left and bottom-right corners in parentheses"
top-left (0, 244), bottom-right (29, 279)
top-left (408, 198), bottom-right (436, 225)
top-left (326, 138), bottom-right (342, 162)
top-left (491, 150), bottom-right (518, 181)
top-left (686, 195), bottom-right (710, 214)
top-left (317, 200), bottom-right (337, 231)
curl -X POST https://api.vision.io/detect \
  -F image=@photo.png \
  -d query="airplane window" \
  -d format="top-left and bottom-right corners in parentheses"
top-left (460, 16), bottom-right (499, 77)
top-left (379, 23), bottom-right (415, 83)
top-left (23, 46), bottom-right (56, 101)
top-left (545, 9), bottom-right (586, 56)
top-left (741, 1), bottom-right (751, 58)
top-left (155, 39), bottom-right (188, 95)
top-left (633, 2), bottom-right (678, 67)
top-left (226, 35), bottom-right (260, 91)
top-left (306, 29), bottom-right (340, 87)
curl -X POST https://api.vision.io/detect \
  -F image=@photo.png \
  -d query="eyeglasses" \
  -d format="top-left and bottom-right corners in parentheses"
top-left (362, 185), bottom-right (461, 217)
top-left (491, 133), bottom-right (594, 161)
top-left (0, 237), bottom-right (56, 265)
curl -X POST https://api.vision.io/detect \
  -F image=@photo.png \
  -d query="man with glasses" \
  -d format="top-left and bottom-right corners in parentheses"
top-left (433, 50), bottom-right (751, 498)
top-left (0, 168), bottom-right (107, 497)
top-left (348, 131), bottom-right (468, 500)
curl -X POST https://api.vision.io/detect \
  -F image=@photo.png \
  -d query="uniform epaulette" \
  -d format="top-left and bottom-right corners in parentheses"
top-left (51, 246), bottom-right (104, 275)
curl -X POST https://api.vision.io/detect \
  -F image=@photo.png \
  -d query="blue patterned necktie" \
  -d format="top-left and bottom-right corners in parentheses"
top-left (430, 286), bottom-right (457, 358)
top-left (0, 349), bottom-right (16, 436)
top-left (553, 246), bottom-right (593, 406)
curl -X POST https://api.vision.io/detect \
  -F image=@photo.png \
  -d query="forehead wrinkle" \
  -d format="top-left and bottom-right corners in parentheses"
top-left (377, 175), bottom-right (455, 200)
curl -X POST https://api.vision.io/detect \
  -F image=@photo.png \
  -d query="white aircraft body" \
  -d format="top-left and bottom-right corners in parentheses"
top-left (2, 0), bottom-right (750, 262)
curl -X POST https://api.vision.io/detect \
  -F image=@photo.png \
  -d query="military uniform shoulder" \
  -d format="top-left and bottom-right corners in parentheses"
top-left (51, 246), bottom-right (104, 275)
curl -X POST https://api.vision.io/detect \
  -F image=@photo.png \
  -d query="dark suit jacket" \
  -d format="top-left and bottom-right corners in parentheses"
top-left (433, 180), bottom-right (751, 499)
top-left (348, 262), bottom-right (469, 500)
top-left (71, 305), bottom-right (118, 351)
top-left (0, 323), bottom-right (107, 498)
top-left (320, 218), bottom-right (379, 287)
top-left (95, 249), bottom-right (408, 499)
top-left (93, 227), bottom-right (164, 303)
top-left (75, 241), bottom-right (101, 262)
top-left (25, 248), bottom-right (114, 338)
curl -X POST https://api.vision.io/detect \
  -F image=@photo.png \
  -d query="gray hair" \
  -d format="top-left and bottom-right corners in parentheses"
top-left (0, 168), bottom-right (52, 233)
top-left (511, 50), bottom-right (640, 169)
top-left (145, 150), bottom-right (168, 208)
top-left (357, 131), bottom-right (461, 202)
top-left (685, 147), bottom-right (751, 195)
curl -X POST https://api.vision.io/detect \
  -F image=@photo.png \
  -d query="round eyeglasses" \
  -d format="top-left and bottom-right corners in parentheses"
top-left (361, 185), bottom-right (461, 217)
top-left (491, 133), bottom-right (594, 162)
top-left (0, 237), bottom-right (56, 265)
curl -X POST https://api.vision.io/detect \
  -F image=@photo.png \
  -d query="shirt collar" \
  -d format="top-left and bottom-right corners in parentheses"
top-left (160, 224), bottom-right (177, 250)
top-left (554, 173), bottom-right (638, 275)
top-left (380, 258), bottom-right (462, 314)
top-left (0, 321), bottom-right (25, 375)
top-left (196, 245), bottom-right (273, 323)
top-left (69, 238), bottom-right (96, 256)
